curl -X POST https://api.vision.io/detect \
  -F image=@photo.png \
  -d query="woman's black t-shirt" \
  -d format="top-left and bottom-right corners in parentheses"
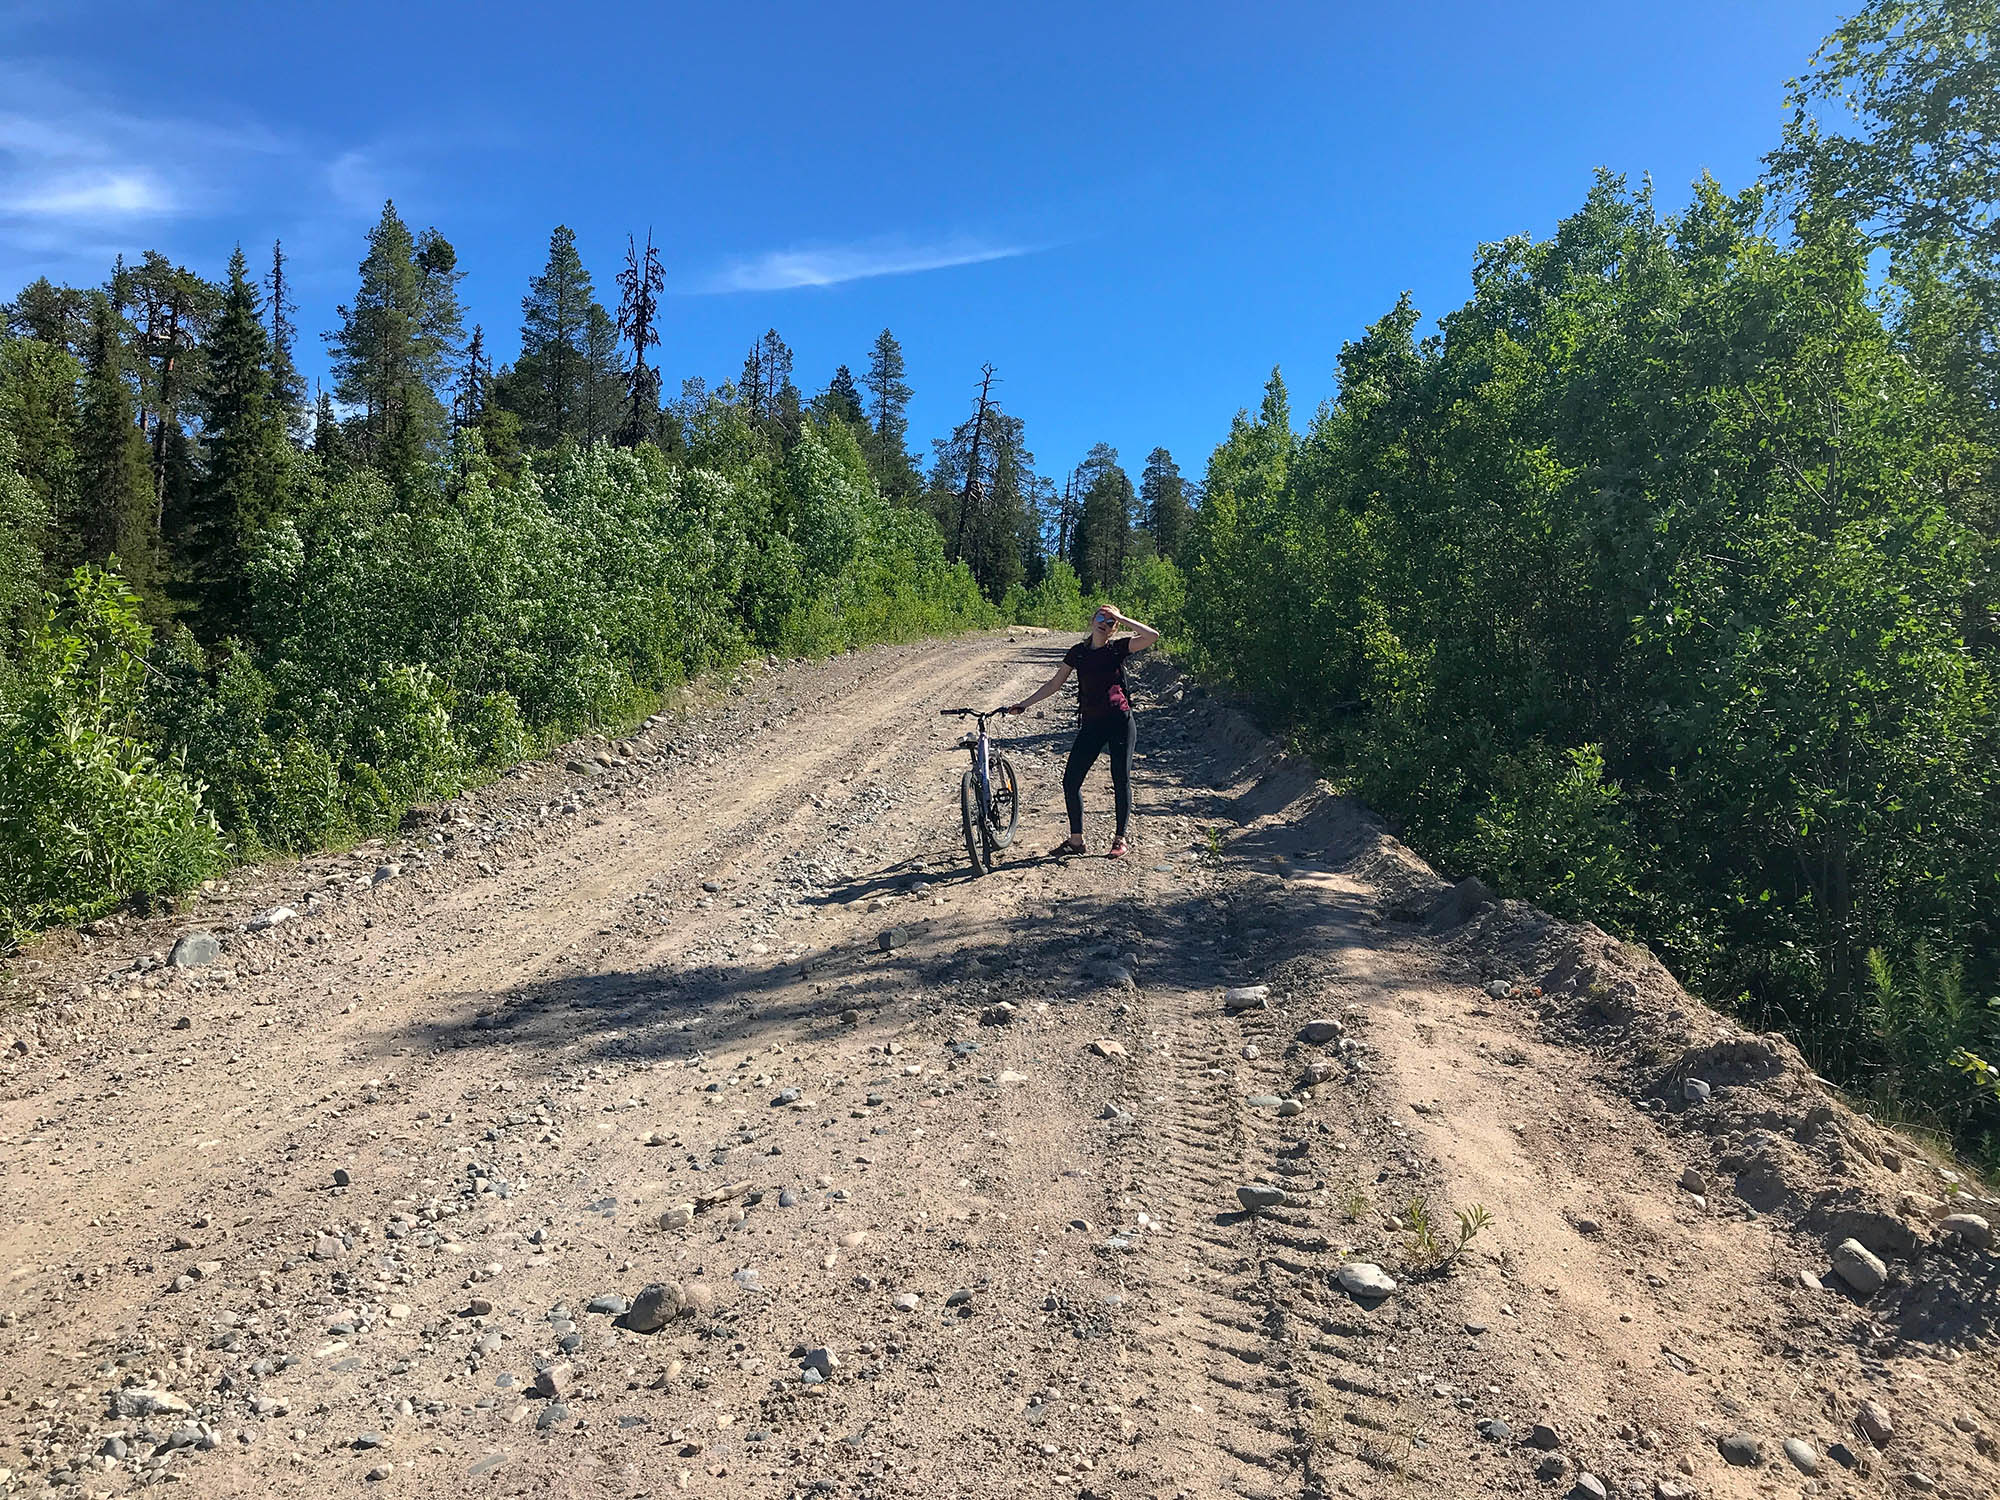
top-left (1064, 636), bottom-right (1133, 719)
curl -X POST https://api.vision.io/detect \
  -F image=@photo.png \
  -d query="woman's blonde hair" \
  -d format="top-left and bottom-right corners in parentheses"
top-left (1095, 601), bottom-right (1120, 622)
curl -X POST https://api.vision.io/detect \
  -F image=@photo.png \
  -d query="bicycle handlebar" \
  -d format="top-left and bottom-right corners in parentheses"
top-left (940, 706), bottom-right (1007, 718)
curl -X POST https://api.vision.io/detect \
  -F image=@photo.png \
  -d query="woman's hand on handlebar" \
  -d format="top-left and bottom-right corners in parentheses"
top-left (1002, 702), bottom-right (1026, 716)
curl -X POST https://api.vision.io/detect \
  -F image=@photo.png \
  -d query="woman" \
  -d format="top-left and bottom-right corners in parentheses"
top-left (1007, 603), bottom-right (1159, 858)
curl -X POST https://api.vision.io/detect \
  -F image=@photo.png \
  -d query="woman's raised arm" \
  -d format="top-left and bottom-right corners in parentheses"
top-left (1111, 611), bottom-right (1159, 653)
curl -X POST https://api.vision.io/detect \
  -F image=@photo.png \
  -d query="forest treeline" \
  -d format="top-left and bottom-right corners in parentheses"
top-left (1186, 0), bottom-right (2000, 1162)
top-left (0, 208), bottom-right (1190, 940)
top-left (7, 0), bottom-right (1995, 1164)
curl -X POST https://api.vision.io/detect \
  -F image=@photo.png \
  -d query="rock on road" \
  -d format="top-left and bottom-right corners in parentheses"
top-left (1, 633), bottom-right (1995, 1500)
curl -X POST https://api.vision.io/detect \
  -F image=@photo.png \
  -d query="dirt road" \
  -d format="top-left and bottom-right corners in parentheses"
top-left (1, 633), bottom-right (1995, 1500)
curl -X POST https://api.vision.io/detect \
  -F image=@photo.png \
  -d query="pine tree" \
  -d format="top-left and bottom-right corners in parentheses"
top-left (1052, 468), bottom-right (1080, 562)
top-left (976, 409), bottom-right (1035, 600)
top-left (113, 251), bottom-right (219, 535)
top-left (922, 373), bottom-right (1037, 600)
top-left (614, 231), bottom-right (665, 448)
top-left (862, 328), bottom-right (917, 497)
top-left (264, 239), bottom-right (306, 440)
top-left (3, 277), bottom-right (90, 353)
top-left (413, 225), bottom-right (468, 435)
top-left (73, 294), bottom-right (159, 595)
top-left (182, 246), bottom-right (284, 635)
top-left (1141, 446), bottom-right (1190, 562)
top-left (327, 201), bottom-right (463, 479)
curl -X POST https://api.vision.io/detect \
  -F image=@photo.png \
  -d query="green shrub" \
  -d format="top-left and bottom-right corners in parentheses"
top-left (265, 734), bottom-right (349, 852)
top-left (1115, 553), bottom-right (1187, 648)
top-left (1865, 948), bottom-right (2000, 1161)
top-left (466, 690), bottom-right (530, 769)
top-left (0, 568), bottom-right (224, 935)
top-left (355, 662), bottom-right (464, 806)
top-left (1016, 558), bottom-right (1086, 630)
top-left (1463, 743), bottom-right (1641, 922)
top-left (1180, 175), bottom-right (2000, 1163)
top-left (2, 417), bottom-right (994, 937)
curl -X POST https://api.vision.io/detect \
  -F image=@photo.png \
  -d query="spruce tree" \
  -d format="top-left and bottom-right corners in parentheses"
top-left (0, 335), bottom-right (81, 557)
top-left (582, 302), bottom-right (625, 444)
top-left (1070, 443), bottom-right (1132, 592)
top-left (510, 224), bottom-right (596, 446)
top-left (264, 239), bottom-right (306, 439)
top-left (862, 328), bottom-right (917, 497)
top-left (183, 246), bottom-right (284, 635)
top-left (454, 325), bottom-right (491, 432)
top-left (824, 365), bottom-right (866, 428)
top-left (1141, 446), bottom-right (1190, 562)
top-left (327, 202), bottom-right (462, 479)
top-left (311, 387), bottom-right (344, 470)
top-left (736, 343), bottom-right (763, 415)
top-left (74, 294), bottom-right (159, 594)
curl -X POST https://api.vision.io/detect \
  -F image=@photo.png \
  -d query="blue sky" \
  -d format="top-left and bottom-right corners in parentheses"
top-left (1, 0), bottom-right (1841, 484)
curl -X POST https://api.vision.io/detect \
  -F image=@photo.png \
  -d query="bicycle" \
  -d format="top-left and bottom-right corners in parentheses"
top-left (940, 707), bottom-right (1019, 876)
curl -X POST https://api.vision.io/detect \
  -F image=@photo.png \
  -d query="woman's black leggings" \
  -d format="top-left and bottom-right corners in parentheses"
top-left (1064, 712), bottom-right (1135, 838)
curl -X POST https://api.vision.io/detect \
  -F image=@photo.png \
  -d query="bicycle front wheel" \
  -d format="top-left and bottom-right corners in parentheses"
top-left (987, 753), bottom-right (1020, 849)
top-left (960, 770), bottom-right (989, 877)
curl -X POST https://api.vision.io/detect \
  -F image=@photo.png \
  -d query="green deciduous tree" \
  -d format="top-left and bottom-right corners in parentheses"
top-left (1773, 0), bottom-right (2000, 265)
top-left (1182, 171), bottom-right (2000, 1160)
top-left (0, 567), bottom-right (224, 936)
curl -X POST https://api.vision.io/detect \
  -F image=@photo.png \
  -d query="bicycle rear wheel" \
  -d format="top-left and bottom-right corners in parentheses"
top-left (960, 770), bottom-right (988, 877)
top-left (987, 753), bottom-right (1020, 849)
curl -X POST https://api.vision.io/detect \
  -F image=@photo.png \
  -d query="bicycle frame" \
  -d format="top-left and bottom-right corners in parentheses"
top-left (943, 709), bottom-right (998, 819)
top-left (972, 718), bottom-right (993, 818)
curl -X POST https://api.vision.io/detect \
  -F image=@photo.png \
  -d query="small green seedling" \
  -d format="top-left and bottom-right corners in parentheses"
top-left (1403, 1195), bottom-right (1493, 1271)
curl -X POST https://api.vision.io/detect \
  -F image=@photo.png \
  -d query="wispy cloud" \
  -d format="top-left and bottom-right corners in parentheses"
top-left (324, 150), bottom-right (388, 218)
top-left (697, 236), bottom-right (1040, 293)
top-left (3, 168), bottom-right (174, 219)
top-left (0, 66), bottom-right (284, 238)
